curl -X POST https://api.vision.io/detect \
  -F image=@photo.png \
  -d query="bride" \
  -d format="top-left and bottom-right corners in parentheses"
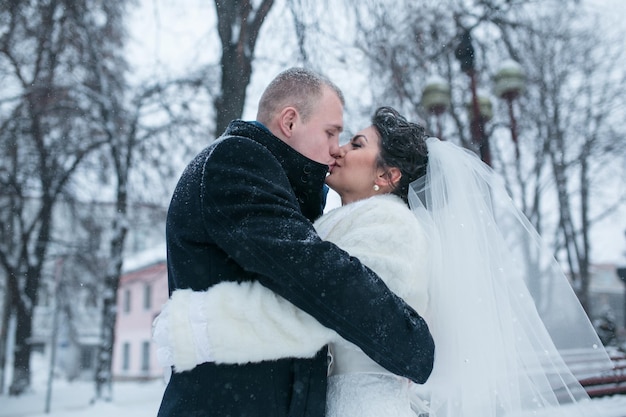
top-left (153, 106), bottom-right (611, 416)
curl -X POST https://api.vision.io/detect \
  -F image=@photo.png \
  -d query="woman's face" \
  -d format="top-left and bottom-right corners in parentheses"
top-left (326, 125), bottom-right (383, 205)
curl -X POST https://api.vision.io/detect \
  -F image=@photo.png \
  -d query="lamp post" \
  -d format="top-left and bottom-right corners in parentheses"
top-left (466, 92), bottom-right (493, 130)
top-left (495, 60), bottom-right (525, 160)
top-left (618, 230), bottom-right (626, 328)
top-left (421, 75), bottom-right (451, 139)
top-left (455, 30), bottom-right (492, 166)
top-left (618, 267), bottom-right (626, 329)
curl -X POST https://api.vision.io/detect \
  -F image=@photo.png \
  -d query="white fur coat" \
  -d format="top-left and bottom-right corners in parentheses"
top-left (162, 194), bottom-right (430, 371)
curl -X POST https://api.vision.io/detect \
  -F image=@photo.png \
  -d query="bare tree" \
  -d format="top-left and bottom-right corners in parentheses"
top-left (213, 0), bottom-right (275, 135)
top-left (70, 2), bottom-right (134, 401)
top-left (75, 11), bottom-right (207, 399)
top-left (0, 0), bottom-right (252, 397)
top-left (89, 79), bottom-right (203, 401)
top-left (492, 3), bottom-right (626, 314)
top-left (0, 0), bottom-right (129, 395)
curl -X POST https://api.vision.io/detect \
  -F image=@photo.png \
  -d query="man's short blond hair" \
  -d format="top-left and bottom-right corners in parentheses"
top-left (256, 67), bottom-right (344, 124)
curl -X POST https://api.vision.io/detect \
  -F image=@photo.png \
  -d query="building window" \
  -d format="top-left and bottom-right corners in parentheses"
top-left (123, 289), bottom-right (131, 313)
top-left (144, 284), bottom-right (152, 310)
top-left (122, 342), bottom-right (131, 371)
top-left (141, 341), bottom-right (150, 371)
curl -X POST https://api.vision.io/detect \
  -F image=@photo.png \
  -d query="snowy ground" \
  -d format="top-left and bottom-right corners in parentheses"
top-left (0, 379), bottom-right (166, 417)
top-left (0, 353), bottom-right (166, 417)
top-left (2, 353), bottom-right (626, 417)
top-left (1, 378), bottom-right (626, 417)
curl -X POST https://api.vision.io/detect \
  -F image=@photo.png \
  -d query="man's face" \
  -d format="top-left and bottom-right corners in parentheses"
top-left (288, 86), bottom-right (343, 166)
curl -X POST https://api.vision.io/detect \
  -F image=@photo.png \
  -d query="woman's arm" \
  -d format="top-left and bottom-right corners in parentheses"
top-left (153, 281), bottom-right (337, 372)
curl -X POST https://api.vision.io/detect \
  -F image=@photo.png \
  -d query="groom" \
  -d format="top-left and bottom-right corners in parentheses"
top-left (157, 67), bottom-right (434, 417)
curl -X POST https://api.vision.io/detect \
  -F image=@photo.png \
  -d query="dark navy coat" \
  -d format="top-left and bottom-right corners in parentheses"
top-left (157, 121), bottom-right (434, 417)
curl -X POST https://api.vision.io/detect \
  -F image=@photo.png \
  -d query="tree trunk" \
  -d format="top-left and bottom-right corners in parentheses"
top-left (9, 304), bottom-right (32, 396)
top-left (93, 164), bottom-right (129, 402)
top-left (9, 264), bottom-right (43, 395)
top-left (577, 149), bottom-right (592, 315)
top-left (215, 41), bottom-right (252, 136)
top-left (0, 287), bottom-right (12, 395)
top-left (8, 194), bottom-right (52, 395)
top-left (549, 130), bottom-right (591, 314)
top-left (213, 0), bottom-right (274, 136)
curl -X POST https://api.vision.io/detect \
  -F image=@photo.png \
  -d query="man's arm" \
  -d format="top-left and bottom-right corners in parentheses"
top-left (200, 137), bottom-right (434, 383)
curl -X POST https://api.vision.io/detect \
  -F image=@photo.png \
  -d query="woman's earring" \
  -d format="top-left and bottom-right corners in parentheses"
top-left (373, 184), bottom-right (380, 191)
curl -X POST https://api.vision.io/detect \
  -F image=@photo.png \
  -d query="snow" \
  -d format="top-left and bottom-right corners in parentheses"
top-left (2, 353), bottom-right (626, 416)
top-left (0, 352), bottom-right (165, 417)
top-left (122, 242), bottom-right (167, 273)
top-left (2, 379), bottom-right (626, 417)
top-left (0, 379), bottom-right (165, 417)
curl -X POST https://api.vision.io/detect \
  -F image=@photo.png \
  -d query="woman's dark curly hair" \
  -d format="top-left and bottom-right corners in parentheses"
top-left (372, 106), bottom-right (429, 204)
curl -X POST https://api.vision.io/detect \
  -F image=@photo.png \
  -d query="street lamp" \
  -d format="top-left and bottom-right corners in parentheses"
top-left (421, 75), bottom-right (451, 139)
top-left (455, 29), bottom-right (492, 166)
top-left (495, 60), bottom-right (525, 160)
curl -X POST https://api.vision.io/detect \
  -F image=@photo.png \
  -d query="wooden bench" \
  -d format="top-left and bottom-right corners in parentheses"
top-left (575, 348), bottom-right (626, 398)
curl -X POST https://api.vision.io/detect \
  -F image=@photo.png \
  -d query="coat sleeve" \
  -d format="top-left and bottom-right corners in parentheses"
top-left (159, 283), bottom-right (337, 370)
top-left (197, 138), bottom-right (434, 383)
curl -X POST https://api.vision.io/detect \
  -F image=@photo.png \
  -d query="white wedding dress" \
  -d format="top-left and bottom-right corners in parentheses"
top-left (326, 342), bottom-right (421, 417)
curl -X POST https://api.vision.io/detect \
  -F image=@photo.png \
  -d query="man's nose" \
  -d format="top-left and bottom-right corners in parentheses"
top-left (330, 143), bottom-right (345, 159)
top-left (329, 140), bottom-right (341, 159)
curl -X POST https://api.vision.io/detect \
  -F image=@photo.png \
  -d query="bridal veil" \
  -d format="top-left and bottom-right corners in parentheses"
top-left (408, 138), bottom-right (612, 417)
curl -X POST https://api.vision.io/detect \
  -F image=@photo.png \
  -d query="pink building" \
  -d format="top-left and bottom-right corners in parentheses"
top-left (112, 255), bottom-right (169, 381)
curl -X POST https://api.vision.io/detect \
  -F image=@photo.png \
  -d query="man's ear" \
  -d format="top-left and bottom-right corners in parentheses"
top-left (375, 167), bottom-right (402, 189)
top-left (277, 107), bottom-right (298, 138)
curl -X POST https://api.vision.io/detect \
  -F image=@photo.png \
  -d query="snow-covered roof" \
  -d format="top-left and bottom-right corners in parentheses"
top-left (122, 242), bottom-right (166, 273)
